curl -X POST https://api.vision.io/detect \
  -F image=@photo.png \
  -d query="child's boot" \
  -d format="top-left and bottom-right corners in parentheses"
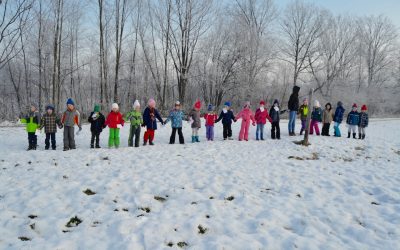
top-left (358, 133), bottom-right (362, 139)
top-left (347, 132), bottom-right (351, 138)
top-left (300, 129), bottom-right (304, 135)
top-left (352, 133), bottom-right (356, 139)
top-left (192, 136), bottom-right (195, 143)
top-left (362, 134), bottom-right (366, 140)
top-left (90, 144), bottom-right (94, 149)
top-left (195, 136), bottom-right (200, 142)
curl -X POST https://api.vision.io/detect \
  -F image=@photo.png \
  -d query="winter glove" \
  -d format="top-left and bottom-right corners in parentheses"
top-left (141, 123), bottom-right (146, 128)
top-left (59, 124), bottom-right (63, 129)
top-left (252, 122), bottom-right (256, 126)
top-left (117, 124), bottom-right (123, 129)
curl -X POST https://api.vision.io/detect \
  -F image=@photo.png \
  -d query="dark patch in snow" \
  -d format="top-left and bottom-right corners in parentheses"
top-left (114, 209), bottom-right (119, 212)
top-left (66, 216), bottom-right (82, 227)
top-left (191, 202), bottom-right (197, 205)
top-left (139, 207), bottom-right (151, 213)
top-left (83, 189), bottom-right (96, 195)
top-left (167, 242), bottom-right (174, 247)
top-left (154, 196), bottom-right (167, 202)
top-left (113, 199), bottom-right (118, 203)
top-left (371, 201), bottom-right (380, 205)
top-left (63, 175), bottom-right (68, 179)
top-left (28, 161), bottom-right (32, 164)
top-left (18, 236), bottom-right (31, 241)
top-left (14, 163), bottom-right (19, 167)
top-left (122, 208), bottom-right (129, 212)
top-left (296, 194), bottom-right (302, 198)
top-left (225, 196), bottom-right (234, 201)
top-left (177, 241), bottom-right (188, 248)
top-left (209, 196), bottom-right (214, 200)
top-left (28, 215), bottom-right (37, 219)
top-left (102, 157), bottom-right (109, 161)
top-left (30, 223), bottom-right (35, 230)
top-left (198, 225), bottom-right (208, 234)
top-left (206, 215), bottom-right (210, 219)
top-left (137, 214), bottom-right (144, 217)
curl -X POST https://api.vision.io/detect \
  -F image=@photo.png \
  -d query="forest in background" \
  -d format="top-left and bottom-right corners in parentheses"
top-left (0, 0), bottom-right (399, 120)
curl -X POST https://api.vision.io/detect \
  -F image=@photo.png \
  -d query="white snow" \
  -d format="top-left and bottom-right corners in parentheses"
top-left (0, 119), bottom-right (399, 249)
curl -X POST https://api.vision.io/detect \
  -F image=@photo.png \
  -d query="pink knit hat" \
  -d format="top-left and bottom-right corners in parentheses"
top-left (148, 98), bottom-right (156, 108)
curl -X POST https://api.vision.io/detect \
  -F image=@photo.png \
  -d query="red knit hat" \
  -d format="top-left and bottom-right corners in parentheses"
top-left (352, 103), bottom-right (357, 108)
top-left (260, 100), bottom-right (265, 106)
top-left (194, 100), bottom-right (201, 109)
top-left (361, 104), bottom-right (367, 111)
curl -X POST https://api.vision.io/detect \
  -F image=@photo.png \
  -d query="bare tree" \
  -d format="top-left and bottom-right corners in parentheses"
top-left (280, 0), bottom-right (324, 86)
top-left (168, 0), bottom-right (213, 105)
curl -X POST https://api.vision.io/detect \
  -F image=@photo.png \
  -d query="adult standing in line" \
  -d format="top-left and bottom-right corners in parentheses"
top-left (287, 86), bottom-right (300, 136)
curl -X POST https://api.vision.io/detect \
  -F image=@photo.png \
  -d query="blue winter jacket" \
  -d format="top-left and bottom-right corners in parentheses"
top-left (359, 112), bottom-right (369, 128)
top-left (165, 109), bottom-right (186, 128)
top-left (311, 107), bottom-right (323, 122)
top-left (215, 109), bottom-right (235, 125)
top-left (346, 111), bottom-right (360, 125)
top-left (143, 107), bottom-right (163, 130)
top-left (333, 105), bottom-right (345, 123)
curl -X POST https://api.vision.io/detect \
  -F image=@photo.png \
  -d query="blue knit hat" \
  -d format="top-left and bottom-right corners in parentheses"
top-left (66, 98), bottom-right (74, 106)
top-left (224, 101), bottom-right (231, 107)
top-left (46, 104), bottom-right (55, 111)
top-left (207, 104), bottom-right (213, 111)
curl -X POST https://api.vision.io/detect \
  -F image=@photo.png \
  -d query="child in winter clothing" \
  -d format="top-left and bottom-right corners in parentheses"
top-left (188, 100), bottom-right (202, 143)
top-left (333, 101), bottom-right (345, 137)
top-left (20, 104), bottom-right (41, 150)
top-left (358, 105), bottom-right (369, 139)
top-left (346, 103), bottom-right (360, 139)
top-left (125, 100), bottom-right (143, 147)
top-left (61, 98), bottom-right (82, 151)
top-left (105, 103), bottom-right (124, 148)
top-left (254, 100), bottom-right (272, 140)
top-left (165, 101), bottom-right (186, 144)
top-left (309, 100), bottom-right (322, 135)
top-left (235, 101), bottom-right (256, 141)
top-left (269, 99), bottom-right (286, 140)
top-left (142, 98), bottom-right (164, 145)
top-left (204, 104), bottom-right (218, 141)
top-left (215, 102), bottom-right (236, 140)
top-left (321, 103), bottom-right (333, 136)
top-left (288, 85), bottom-right (300, 136)
top-left (88, 104), bottom-right (106, 148)
top-left (40, 104), bottom-right (63, 150)
top-left (298, 98), bottom-right (309, 135)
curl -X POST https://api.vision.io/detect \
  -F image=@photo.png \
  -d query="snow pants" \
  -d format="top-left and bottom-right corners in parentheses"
top-left (63, 126), bottom-right (75, 150)
top-left (239, 120), bottom-right (251, 141)
top-left (206, 125), bottom-right (214, 140)
top-left (309, 120), bottom-right (320, 135)
top-left (108, 128), bottom-right (120, 148)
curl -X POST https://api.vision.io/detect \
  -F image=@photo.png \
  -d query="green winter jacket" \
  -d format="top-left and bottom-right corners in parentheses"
top-left (125, 110), bottom-right (143, 127)
top-left (21, 111), bottom-right (40, 132)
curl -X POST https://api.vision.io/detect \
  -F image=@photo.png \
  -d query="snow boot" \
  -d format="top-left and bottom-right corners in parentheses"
top-left (90, 144), bottom-right (94, 149)
top-left (228, 137), bottom-right (233, 140)
top-left (358, 133), bottom-right (362, 139)
top-left (149, 141), bottom-right (154, 146)
top-left (192, 136), bottom-right (196, 143)
top-left (353, 133), bottom-right (356, 139)
top-left (300, 129), bottom-right (304, 136)
top-left (143, 141), bottom-right (147, 146)
top-left (195, 136), bottom-right (200, 142)
top-left (347, 132), bottom-right (351, 138)
top-left (362, 134), bottom-right (366, 140)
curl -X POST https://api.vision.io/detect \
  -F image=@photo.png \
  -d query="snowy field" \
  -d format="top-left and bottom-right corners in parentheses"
top-left (0, 119), bottom-right (399, 250)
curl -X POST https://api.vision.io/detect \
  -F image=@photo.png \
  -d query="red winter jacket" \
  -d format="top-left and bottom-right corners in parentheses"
top-left (105, 111), bottom-right (124, 128)
top-left (204, 113), bottom-right (218, 126)
top-left (255, 108), bottom-right (272, 124)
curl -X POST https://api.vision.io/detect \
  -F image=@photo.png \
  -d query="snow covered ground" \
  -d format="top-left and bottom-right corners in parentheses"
top-left (0, 119), bottom-right (399, 249)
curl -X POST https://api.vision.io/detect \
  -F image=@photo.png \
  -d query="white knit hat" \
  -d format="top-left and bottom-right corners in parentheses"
top-left (112, 103), bottom-right (119, 110)
top-left (175, 101), bottom-right (181, 106)
top-left (314, 100), bottom-right (320, 107)
top-left (133, 100), bottom-right (140, 108)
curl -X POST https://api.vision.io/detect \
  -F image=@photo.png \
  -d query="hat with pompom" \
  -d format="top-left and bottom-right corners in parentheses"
top-left (224, 101), bottom-right (231, 107)
top-left (352, 103), bottom-right (358, 108)
top-left (112, 103), bottom-right (119, 110)
top-left (361, 104), bottom-right (367, 111)
top-left (194, 100), bottom-right (201, 109)
top-left (260, 100), bottom-right (265, 106)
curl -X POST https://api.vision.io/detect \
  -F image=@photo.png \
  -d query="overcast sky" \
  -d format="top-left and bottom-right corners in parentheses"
top-left (276, 0), bottom-right (400, 28)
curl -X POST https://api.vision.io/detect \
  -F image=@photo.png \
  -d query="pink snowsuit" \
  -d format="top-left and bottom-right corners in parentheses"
top-left (235, 108), bottom-right (256, 141)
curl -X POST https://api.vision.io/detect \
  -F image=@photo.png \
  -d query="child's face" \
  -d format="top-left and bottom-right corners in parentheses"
top-left (304, 100), bottom-right (308, 105)
top-left (112, 108), bottom-right (118, 112)
top-left (47, 109), bottom-right (53, 115)
top-left (225, 106), bottom-right (229, 110)
top-left (135, 106), bottom-right (141, 112)
top-left (274, 103), bottom-right (278, 107)
top-left (195, 107), bottom-right (200, 111)
top-left (260, 104), bottom-right (264, 108)
top-left (352, 107), bottom-right (357, 111)
top-left (30, 106), bottom-right (36, 112)
top-left (67, 104), bottom-right (74, 110)
top-left (175, 105), bottom-right (180, 110)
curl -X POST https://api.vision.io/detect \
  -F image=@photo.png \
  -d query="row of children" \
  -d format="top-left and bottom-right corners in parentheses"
top-left (287, 86), bottom-right (369, 139)
top-left (20, 95), bottom-right (368, 151)
top-left (297, 99), bottom-right (369, 139)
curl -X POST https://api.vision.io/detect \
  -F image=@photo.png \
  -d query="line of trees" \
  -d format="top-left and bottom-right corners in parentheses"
top-left (0, 0), bottom-right (399, 120)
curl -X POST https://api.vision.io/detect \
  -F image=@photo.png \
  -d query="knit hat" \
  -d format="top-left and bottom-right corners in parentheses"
top-left (224, 101), bottom-right (231, 107)
top-left (175, 101), bottom-right (181, 106)
top-left (133, 100), bottom-right (140, 109)
top-left (194, 100), bottom-right (201, 109)
top-left (244, 101), bottom-right (251, 108)
top-left (148, 98), bottom-right (156, 108)
top-left (314, 100), bottom-right (320, 107)
top-left (273, 99), bottom-right (279, 105)
top-left (303, 98), bottom-right (308, 103)
top-left (46, 104), bottom-right (55, 111)
top-left (337, 101), bottom-right (343, 107)
top-left (112, 103), bottom-right (119, 110)
top-left (352, 103), bottom-right (358, 108)
top-left (207, 104), bottom-right (213, 111)
top-left (260, 100), bottom-right (265, 106)
top-left (361, 104), bottom-right (367, 111)
top-left (66, 98), bottom-right (74, 106)
top-left (94, 104), bottom-right (100, 112)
